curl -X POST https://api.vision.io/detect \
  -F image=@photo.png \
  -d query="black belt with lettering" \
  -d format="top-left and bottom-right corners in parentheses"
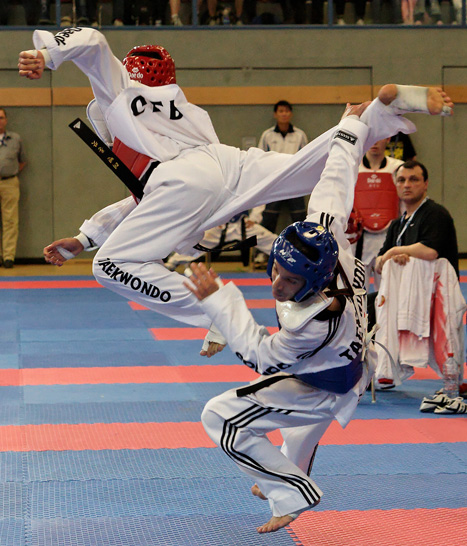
top-left (0, 175), bottom-right (17, 180)
top-left (69, 118), bottom-right (147, 200)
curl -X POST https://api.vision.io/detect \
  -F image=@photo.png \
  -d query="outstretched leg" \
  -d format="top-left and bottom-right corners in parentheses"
top-left (378, 84), bottom-right (453, 116)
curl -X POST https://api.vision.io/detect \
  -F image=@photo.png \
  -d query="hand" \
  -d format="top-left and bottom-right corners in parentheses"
top-left (392, 253), bottom-right (410, 266)
top-left (200, 342), bottom-right (226, 358)
top-left (18, 50), bottom-right (45, 80)
top-left (183, 262), bottom-right (220, 301)
top-left (44, 238), bottom-right (84, 266)
top-left (375, 256), bottom-right (384, 275)
top-left (341, 101), bottom-right (371, 120)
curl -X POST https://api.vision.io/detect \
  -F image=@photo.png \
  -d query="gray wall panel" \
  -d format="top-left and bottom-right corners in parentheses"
top-left (2, 28), bottom-right (466, 256)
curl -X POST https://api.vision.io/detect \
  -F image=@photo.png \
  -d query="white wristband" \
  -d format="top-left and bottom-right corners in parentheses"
top-left (56, 246), bottom-right (76, 260)
top-left (23, 48), bottom-right (52, 67)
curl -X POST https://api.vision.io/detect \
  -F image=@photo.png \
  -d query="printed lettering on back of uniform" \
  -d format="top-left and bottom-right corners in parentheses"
top-left (130, 96), bottom-right (183, 120)
top-left (334, 130), bottom-right (357, 145)
top-left (97, 258), bottom-right (171, 302)
top-left (54, 27), bottom-right (82, 46)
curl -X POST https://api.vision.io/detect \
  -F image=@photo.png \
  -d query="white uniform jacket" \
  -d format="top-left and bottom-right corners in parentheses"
top-left (200, 117), bottom-right (374, 427)
top-left (33, 28), bottom-right (219, 161)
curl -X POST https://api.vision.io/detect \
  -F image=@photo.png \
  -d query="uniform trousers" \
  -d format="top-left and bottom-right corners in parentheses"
top-left (202, 376), bottom-right (336, 517)
top-left (0, 176), bottom-right (20, 261)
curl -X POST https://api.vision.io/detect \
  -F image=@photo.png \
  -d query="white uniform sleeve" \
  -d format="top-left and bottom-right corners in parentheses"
top-left (79, 196), bottom-right (137, 248)
top-left (33, 27), bottom-right (131, 112)
top-left (305, 116), bottom-right (369, 246)
top-left (200, 282), bottom-right (327, 375)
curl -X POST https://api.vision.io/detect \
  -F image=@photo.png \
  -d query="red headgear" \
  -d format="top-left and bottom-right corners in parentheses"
top-left (345, 208), bottom-right (364, 245)
top-left (123, 45), bottom-right (176, 87)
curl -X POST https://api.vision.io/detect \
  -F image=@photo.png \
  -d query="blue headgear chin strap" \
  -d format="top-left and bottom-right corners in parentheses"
top-left (267, 221), bottom-right (339, 302)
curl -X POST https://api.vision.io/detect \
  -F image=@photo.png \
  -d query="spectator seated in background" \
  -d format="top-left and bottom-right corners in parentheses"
top-left (1, 0), bottom-right (38, 25)
top-left (165, 211), bottom-right (277, 270)
top-left (414, 0), bottom-right (443, 24)
top-left (371, 160), bottom-right (466, 407)
top-left (201, 0), bottom-right (244, 24)
top-left (335, 0), bottom-right (367, 24)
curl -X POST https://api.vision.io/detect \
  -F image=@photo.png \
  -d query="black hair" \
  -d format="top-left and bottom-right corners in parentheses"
top-left (396, 160), bottom-right (428, 181)
top-left (274, 100), bottom-right (292, 112)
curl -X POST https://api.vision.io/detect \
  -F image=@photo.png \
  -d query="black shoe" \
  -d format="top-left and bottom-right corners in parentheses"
top-left (3, 260), bottom-right (14, 269)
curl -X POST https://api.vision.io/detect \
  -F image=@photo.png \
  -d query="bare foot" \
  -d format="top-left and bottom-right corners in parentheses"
top-left (378, 84), bottom-right (453, 116)
top-left (251, 484), bottom-right (267, 500)
top-left (426, 87), bottom-right (453, 115)
top-left (257, 515), bottom-right (294, 534)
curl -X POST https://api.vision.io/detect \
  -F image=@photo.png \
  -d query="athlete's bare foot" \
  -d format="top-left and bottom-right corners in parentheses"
top-left (257, 515), bottom-right (294, 534)
top-left (426, 88), bottom-right (453, 115)
top-left (251, 484), bottom-right (267, 500)
top-left (378, 84), bottom-right (453, 116)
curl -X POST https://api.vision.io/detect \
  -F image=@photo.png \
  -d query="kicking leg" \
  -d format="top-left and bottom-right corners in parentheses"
top-left (378, 84), bottom-right (453, 116)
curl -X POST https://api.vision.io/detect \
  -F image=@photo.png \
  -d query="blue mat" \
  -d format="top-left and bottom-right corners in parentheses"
top-left (0, 272), bottom-right (466, 546)
top-left (15, 443), bottom-right (467, 483)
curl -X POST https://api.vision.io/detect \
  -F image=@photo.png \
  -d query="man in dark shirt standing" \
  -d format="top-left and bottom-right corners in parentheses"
top-left (375, 160), bottom-right (459, 277)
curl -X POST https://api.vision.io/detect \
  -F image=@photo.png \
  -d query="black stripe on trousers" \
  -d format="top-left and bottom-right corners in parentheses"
top-left (220, 407), bottom-right (321, 507)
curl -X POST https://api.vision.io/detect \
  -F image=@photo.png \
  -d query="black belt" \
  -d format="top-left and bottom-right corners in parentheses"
top-left (0, 175), bottom-right (16, 180)
top-left (69, 118), bottom-right (145, 200)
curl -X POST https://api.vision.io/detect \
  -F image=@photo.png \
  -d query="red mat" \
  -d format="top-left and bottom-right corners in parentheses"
top-left (0, 365), bottom-right (259, 386)
top-left (0, 280), bottom-right (101, 289)
top-left (0, 277), bottom-right (271, 290)
top-left (129, 298), bottom-right (275, 311)
top-left (288, 507), bottom-right (467, 546)
top-left (1, 418), bottom-right (465, 452)
top-left (151, 326), bottom-right (279, 340)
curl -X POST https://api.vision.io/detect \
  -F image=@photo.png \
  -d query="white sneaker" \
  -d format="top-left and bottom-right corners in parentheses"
top-left (419, 393), bottom-right (450, 413)
top-left (434, 397), bottom-right (467, 414)
top-left (356, 18), bottom-right (365, 25)
top-left (171, 14), bottom-right (183, 26)
top-left (60, 16), bottom-right (72, 27)
top-left (113, 18), bottom-right (124, 26)
top-left (337, 18), bottom-right (345, 25)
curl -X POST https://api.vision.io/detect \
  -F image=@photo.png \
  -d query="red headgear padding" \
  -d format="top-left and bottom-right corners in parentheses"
top-left (123, 45), bottom-right (176, 87)
top-left (345, 208), bottom-right (364, 245)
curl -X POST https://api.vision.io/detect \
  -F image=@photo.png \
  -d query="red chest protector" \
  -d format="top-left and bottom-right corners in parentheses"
top-left (112, 138), bottom-right (152, 202)
top-left (112, 138), bottom-right (152, 178)
top-left (354, 171), bottom-right (399, 232)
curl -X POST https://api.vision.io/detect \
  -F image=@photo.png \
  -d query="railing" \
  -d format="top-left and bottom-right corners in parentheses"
top-left (1, 0), bottom-right (466, 28)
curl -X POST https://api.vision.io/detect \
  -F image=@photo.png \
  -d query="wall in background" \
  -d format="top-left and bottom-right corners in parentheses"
top-left (1, 28), bottom-right (466, 257)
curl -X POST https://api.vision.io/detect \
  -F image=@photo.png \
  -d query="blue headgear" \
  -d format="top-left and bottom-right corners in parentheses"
top-left (267, 221), bottom-right (339, 302)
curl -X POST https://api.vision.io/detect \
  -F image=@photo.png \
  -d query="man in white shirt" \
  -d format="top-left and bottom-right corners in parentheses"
top-left (258, 101), bottom-right (309, 235)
